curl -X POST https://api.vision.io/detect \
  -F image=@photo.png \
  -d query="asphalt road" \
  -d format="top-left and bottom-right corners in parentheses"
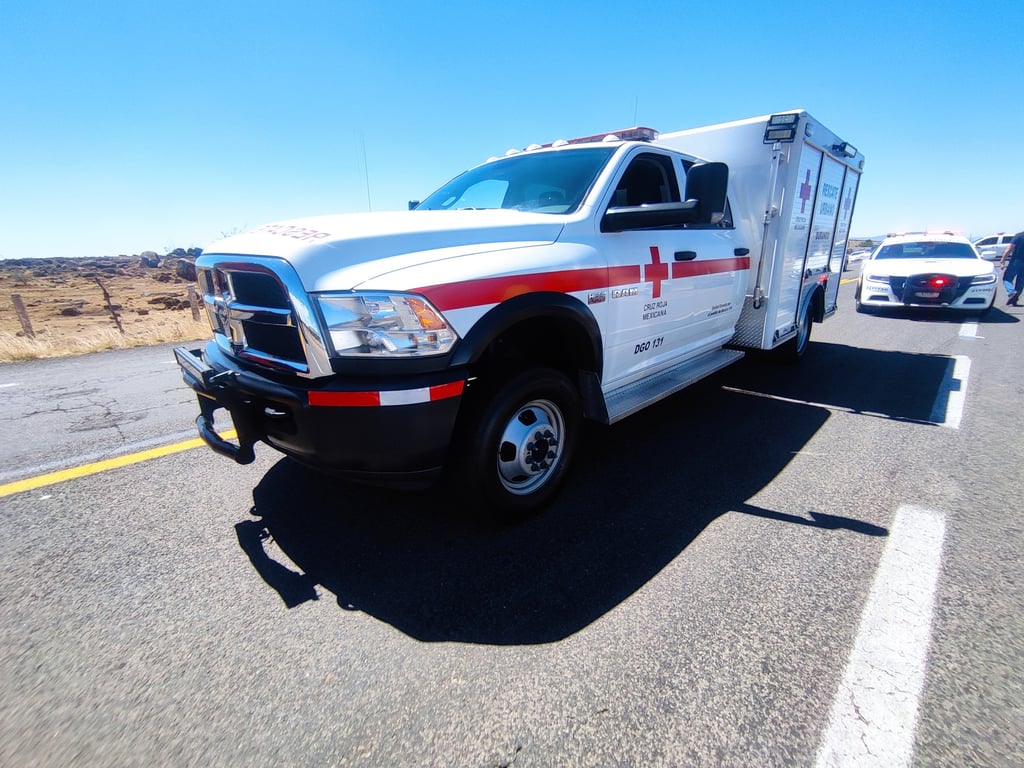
top-left (1, 280), bottom-right (1022, 767)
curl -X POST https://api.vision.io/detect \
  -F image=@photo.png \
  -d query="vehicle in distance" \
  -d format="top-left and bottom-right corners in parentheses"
top-left (855, 232), bottom-right (997, 314)
top-left (972, 233), bottom-right (1014, 261)
top-left (844, 248), bottom-right (873, 271)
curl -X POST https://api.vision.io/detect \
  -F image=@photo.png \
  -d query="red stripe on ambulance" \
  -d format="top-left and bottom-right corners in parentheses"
top-left (416, 258), bottom-right (747, 312)
top-left (416, 267), bottom-right (628, 312)
top-left (672, 256), bottom-right (750, 278)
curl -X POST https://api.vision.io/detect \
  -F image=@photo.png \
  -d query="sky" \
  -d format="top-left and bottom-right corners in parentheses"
top-left (2, 0), bottom-right (1023, 260)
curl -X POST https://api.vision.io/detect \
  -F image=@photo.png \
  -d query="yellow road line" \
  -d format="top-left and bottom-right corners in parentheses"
top-left (0, 430), bottom-right (237, 498)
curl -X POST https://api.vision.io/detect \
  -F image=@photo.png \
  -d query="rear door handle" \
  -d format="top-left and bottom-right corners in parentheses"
top-left (674, 251), bottom-right (698, 261)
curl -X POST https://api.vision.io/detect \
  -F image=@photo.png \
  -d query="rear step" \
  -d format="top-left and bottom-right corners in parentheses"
top-left (604, 348), bottom-right (744, 424)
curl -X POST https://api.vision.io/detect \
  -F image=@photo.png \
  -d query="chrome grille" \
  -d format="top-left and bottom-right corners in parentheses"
top-left (195, 256), bottom-right (334, 378)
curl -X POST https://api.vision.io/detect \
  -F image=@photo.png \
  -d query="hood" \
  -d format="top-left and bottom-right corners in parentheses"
top-left (865, 258), bottom-right (995, 278)
top-left (204, 210), bottom-right (565, 291)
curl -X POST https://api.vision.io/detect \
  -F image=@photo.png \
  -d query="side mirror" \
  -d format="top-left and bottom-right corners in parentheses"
top-left (684, 162), bottom-right (729, 225)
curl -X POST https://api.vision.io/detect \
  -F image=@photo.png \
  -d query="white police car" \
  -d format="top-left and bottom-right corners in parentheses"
top-left (855, 232), bottom-right (997, 314)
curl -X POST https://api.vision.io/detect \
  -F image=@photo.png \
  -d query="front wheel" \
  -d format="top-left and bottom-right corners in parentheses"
top-left (855, 284), bottom-right (872, 314)
top-left (453, 367), bottom-right (581, 518)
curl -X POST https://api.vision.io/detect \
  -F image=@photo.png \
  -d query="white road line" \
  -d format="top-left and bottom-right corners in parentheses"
top-left (959, 322), bottom-right (978, 338)
top-left (814, 505), bottom-right (946, 768)
top-left (930, 355), bottom-right (970, 429)
top-left (0, 382), bottom-right (20, 389)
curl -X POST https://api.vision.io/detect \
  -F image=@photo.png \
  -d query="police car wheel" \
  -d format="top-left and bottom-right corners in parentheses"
top-left (855, 283), bottom-right (872, 313)
top-left (457, 367), bottom-right (580, 517)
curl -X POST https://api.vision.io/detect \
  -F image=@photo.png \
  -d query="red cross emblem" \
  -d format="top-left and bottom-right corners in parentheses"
top-left (799, 169), bottom-right (812, 213)
top-left (644, 246), bottom-right (669, 299)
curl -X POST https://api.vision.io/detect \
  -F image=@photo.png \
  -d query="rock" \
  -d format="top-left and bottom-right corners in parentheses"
top-left (175, 260), bottom-right (197, 281)
top-left (61, 306), bottom-right (82, 316)
top-left (147, 294), bottom-right (188, 310)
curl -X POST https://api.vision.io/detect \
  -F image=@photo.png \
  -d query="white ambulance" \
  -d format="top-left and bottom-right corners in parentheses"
top-left (176, 110), bottom-right (864, 516)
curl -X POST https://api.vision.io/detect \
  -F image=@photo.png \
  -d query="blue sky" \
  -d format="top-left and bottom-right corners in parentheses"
top-left (1, 0), bottom-right (1022, 260)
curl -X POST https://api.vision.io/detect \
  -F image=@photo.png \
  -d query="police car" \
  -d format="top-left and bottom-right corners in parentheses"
top-left (855, 232), bottom-right (997, 314)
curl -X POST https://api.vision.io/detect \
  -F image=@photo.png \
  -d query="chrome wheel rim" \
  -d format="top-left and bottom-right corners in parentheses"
top-left (495, 398), bottom-right (565, 495)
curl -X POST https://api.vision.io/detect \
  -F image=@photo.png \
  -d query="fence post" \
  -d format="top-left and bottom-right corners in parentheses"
top-left (11, 294), bottom-right (35, 338)
top-left (187, 285), bottom-right (201, 321)
top-left (93, 277), bottom-right (125, 335)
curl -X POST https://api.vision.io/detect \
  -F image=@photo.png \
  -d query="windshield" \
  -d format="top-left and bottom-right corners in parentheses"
top-left (875, 241), bottom-right (978, 259)
top-left (416, 147), bottom-right (616, 214)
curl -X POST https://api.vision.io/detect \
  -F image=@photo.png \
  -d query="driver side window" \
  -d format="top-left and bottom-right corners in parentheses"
top-left (611, 153), bottom-right (680, 207)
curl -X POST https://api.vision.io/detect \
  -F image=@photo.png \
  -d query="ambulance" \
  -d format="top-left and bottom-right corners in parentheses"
top-left (175, 110), bottom-right (864, 516)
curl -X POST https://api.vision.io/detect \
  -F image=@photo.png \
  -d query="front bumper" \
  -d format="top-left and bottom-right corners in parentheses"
top-left (174, 342), bottom-right (466, 488)
top-left (861, 273), bottom-right (996, 309)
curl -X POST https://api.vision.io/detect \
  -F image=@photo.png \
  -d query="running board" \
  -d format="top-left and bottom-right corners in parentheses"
top-left (604, 348), bottom-right (745, 424)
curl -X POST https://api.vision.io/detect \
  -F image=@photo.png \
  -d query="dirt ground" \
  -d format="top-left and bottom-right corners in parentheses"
top-left (0, 256), bottom-right (210, 358)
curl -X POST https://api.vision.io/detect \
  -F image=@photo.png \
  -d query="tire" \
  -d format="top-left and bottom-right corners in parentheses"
top-left (778, 306), bottom-right (812, 361)
top-left (854, 282), bottom-right (871, 313)
top-left (453, 367), bottom-right (581, 518)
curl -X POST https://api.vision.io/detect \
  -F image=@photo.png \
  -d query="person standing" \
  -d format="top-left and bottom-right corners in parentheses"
top-left (1000, 230), bottom-right (1024, 306)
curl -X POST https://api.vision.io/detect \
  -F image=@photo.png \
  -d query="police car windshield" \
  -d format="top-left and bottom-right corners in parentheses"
top-left (416, 147), bottom-right (616, 214)
top-left (875, 241), bottom-right (977, 259)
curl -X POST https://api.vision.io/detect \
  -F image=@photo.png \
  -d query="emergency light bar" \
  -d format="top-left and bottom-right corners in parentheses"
top-left (528, 126), bottom-right (659, 150)
top-left (565, 126), bottom-right (658, 144)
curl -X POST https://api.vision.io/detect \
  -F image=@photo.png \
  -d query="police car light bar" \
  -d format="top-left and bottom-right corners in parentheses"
top-left (886, 230), bottom-right (961, 237)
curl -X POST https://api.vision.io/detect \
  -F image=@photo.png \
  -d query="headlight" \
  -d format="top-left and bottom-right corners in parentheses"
top-left (865, 274), bottom-right (889, 283)
top-left (971, 273), bottom-right (996, 285)
top-left (317, 293), bottom-right (457, 357)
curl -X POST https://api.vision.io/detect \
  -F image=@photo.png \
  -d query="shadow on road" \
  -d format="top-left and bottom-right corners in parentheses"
top-left (234, 341), bottom-right (958, 644)
top-left (731, 342), bottom-right (966, 426)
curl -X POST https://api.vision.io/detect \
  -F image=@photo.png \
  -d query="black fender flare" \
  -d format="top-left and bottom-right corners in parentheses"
top-left (450, 291), bottom-right (603, 375)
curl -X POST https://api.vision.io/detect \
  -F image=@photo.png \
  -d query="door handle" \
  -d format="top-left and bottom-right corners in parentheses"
top-left (674, 251), bottom-right (698, 261)
top-left (734, 248), bottom-right (750, 256)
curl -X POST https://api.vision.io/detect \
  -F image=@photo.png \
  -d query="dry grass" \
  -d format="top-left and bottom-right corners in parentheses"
top-left (0, 316), bottom-right (210, 361)
top-left (0, 258), bottom-right (211, 362)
